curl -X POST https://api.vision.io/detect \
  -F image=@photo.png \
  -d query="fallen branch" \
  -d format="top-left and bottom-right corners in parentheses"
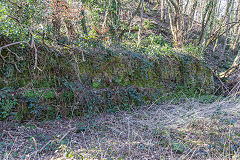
top-left (0, 37), bottom-right (39, 71)
top-left (219, 62), bottom-right (240, 78)
top-left (29, 127), bottom-right (76, 158)
top-left (0, 47), bottom-right (22, 73)
top-left (206, 20), bottom-right (240, 47)
top-left (0, 41), bottom-right (26, 49)
top-left (5, 14), bottom-right (39, 70)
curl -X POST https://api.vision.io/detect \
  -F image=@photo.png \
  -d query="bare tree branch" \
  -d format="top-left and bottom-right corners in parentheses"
top-left (0, 38), bottom-right (39, 71)
top-left (4, 15), bottom-right (39, 70)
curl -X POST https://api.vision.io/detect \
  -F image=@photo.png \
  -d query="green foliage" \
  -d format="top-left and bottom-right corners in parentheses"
top-left (44, 90), bottom-right (55, 99)
top-left (172, 141), bottom-right (187, 154)
top-left (0, 0), bottom-right (44, 41)
top-left (0, 88), bottom-right (18, 120)
top-left (182, 43), bottom-right (202, 59)
top-left (92, 81), bottom-right (101, 88)
top-left (24, 89), bottom-right (42, 98)
top-left (198, 95), bottom-right (222, 103)
top-left (144, 19), bottom-right (152, 29)
top-left (59, 145), bottom-right (81, 159)
top-left (123, 32), bottom-right (171, 52)
top-left (73, 86), bottom-right (157, 115)
top-left (0, 87), bottom-right (58, 121)
top-left (20, 89), bottom-right (58, 121)
top-left (143, 35), bottom-right (167, 46)
top-left (164, 84), bottom-right (222, 104)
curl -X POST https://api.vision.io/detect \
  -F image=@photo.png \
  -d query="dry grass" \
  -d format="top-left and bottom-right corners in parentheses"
top-left (1, 97), bottom-right (240, 160)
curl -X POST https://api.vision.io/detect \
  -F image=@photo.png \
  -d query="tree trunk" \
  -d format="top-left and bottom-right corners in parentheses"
top-left (232, 0), bottom-right (240, 51)
top-left (186, 0), bottom-right (197, 33)
top-left (52, 16), bottom-right (62, 39)
top-left (52, 0), bottom-right (62, 39)
top-left (137, 0), bottom-right (144, 47)
top-left (80, 9), bottom-right (88, 36)
top-left (64, 19), bottom-right (77, 39)
top-left (161, 0), bottom-right (165, 21)
top-left (167, 0), bottom-right (184, 48)
top-left (198, 0), bottom-right (214, 45)
top-left (222, 0), bottom-right (234, 57)
top-left (184, 0), bottom-right (190, 14)
top-left (153, 0), bottom-right (160, 10)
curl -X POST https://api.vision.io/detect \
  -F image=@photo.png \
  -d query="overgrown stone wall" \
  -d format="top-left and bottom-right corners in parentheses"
top-left (0, 44), bottom-right (216, 121)
top-left (77, 50), bottom-right (215, 93)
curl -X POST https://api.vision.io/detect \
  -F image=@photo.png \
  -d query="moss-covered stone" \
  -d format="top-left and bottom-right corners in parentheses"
top-left (75, 51), bottom-right (215, 94)
top-left (0, 44), bottom-right (216, 121)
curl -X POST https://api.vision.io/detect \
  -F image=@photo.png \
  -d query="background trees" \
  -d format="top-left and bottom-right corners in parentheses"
top-left (0, 0), bottom-right (240, 97)
top-left (1, 0), bottom-right (239, 54)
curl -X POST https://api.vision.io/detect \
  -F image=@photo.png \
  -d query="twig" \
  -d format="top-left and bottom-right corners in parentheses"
top-left (14, 63), bottom-right (22, 73)
top-left (6, 48), bottom-right (21, 60)
top-left (7, 14), bottom-right (21, 24)
top-left (29, 127), bottom-right (76, 158)
top-left (127, 117), bottom-right (131, 159)
top-left (58, 127), bottom-right (76, 142)
top-left (0, 41), bottom-right (27, 49)
top-left (220, 62), bottom-right (240, 78)
top-left (0, 38), bottom-right (40, 71)
top-left (32, 137), bottom-right (38, 151)
top-left (0, 48), bottom-right (22, 72)
top-left (33, 140), bottom-right (53, 156)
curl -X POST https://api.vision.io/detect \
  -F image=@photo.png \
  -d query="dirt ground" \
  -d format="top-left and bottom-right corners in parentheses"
top-left (1, 97), bottom-right (240, 160)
